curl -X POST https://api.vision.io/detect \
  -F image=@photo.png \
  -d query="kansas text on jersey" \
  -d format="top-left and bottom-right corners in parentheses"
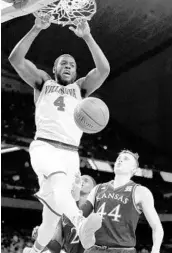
top-left (90, 180), bottom-right (141, 248)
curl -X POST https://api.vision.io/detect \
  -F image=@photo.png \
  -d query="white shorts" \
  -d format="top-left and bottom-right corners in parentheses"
top-left (29, 140), bottom-right (80, 212)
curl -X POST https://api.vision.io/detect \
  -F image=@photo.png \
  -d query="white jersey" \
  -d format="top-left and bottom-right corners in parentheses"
top-left (35, 80), bottom-right (83, 146)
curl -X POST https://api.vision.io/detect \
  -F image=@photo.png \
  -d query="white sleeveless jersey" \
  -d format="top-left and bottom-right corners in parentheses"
top-left (35, 80), bottom-right (83, 146)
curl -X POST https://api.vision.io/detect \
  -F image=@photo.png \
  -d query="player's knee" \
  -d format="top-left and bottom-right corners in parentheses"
top-left (43, 205), bottom-right (59, 221)
top-left (49, 172), bottom-right (70, 193)
top-left (42, 218), bottom-right (57, 230)
top-left (40, 212), bottom-right (58, 240)
top-left (37, 222), bottom-right (57, 245)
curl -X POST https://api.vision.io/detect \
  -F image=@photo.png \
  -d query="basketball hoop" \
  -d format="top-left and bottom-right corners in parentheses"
top-left (33, 0), bottom-right (97, 27)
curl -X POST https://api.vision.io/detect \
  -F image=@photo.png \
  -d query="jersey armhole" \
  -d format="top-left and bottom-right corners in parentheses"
top-left (34, 79), bottom-right (49, 105)
top-left (76, 77), bottom-right (87, 98)
top-left (132, 184), bottom-right (142, 214)
top-left (35, 71), bottom-right (51, 91)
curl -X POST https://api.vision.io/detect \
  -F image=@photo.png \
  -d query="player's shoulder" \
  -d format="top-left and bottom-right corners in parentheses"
top-left (75, 77), bottom-right (87, 97)
top-left (135, 185), bottom-right (152, 195)
top-left (76, 77), bottom-right (85, 88)
top-left (36, 71), bottom-right (52, 90)
top-left (97, 181), bottom-right (112, 191)
top-left (37, 77), bottom-right (54, 92)
top-left (135, 185), bottom-right (153, 203)
top-left (43, 78), bottom-right (55, 85)
top-left (40, 70), bottom-right (52, 81)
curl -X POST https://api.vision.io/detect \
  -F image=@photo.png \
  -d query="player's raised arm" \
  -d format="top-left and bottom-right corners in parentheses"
top-left (69, 20), bottom-right (110, 97)
top-left (136, 186), bottom-right (164, 253)
top-left (8, 16), bottom-right (51, 90)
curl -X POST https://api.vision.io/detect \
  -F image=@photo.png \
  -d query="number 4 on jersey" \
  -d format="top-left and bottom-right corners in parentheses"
top-left (108, 204), bottom-right (121, 222)
top-left (54, 96), bottom-right (65, 111)
top-left (97, 202), bottom-right (121, 222)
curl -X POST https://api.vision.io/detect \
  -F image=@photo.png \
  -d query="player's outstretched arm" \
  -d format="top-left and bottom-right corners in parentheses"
top-left (8, 16), bottom-right (51, 90)
top-left (80, 186), bottom-right (98, 217)
top-left (69, 20), bottom-right (110, 97)
top-left (136, 186), bottom-right (164, 253)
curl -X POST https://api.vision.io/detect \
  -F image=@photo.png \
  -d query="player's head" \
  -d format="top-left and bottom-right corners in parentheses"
top-left (53, 54), bottom-right (77, 85)
top-left (114, 150), bottom-right (139, 177)
top-left (81, 175), bottom-right (96, 194)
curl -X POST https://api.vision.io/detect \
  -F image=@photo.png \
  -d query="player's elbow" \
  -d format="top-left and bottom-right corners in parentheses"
top-left (152, 222), bottom-right (164, 238)
top-left (8, 52), bottom-right (23, 67)
top-left (101, 62), bottom-right (110, 77)
top-left (158, 224), bottom-right (164, 237)
top-left (8, 51), bottom-right (16, 64)
top-left (8, 55), bottom-right (18, 66)
top-left (8, 55), bottom-right (25, 73)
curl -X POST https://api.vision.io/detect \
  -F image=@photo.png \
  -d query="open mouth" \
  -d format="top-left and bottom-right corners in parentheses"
top-left (63, 71), bottom-right (71, 76)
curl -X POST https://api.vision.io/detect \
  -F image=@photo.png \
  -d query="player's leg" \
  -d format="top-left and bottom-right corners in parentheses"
top-left (55, 150), bottom-right (102, 250)
top-left (29, 140), bottom-right (102, 251)
top-left (23, 204), bottom-right (59, 253)
top-left (28, 141), bottom-right (82, 252)
top-left (30, 141), bottom-right (83, 224)
top-left (47, 165), bottom-right (102, 250)
top-left (35, 204), bottom-right (60, 251)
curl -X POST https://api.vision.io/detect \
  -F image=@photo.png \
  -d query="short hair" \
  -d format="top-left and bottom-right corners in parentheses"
top-left (118, 149), bottom-right (139, 168)
top-left (53, 54), bottom-right (76, 68)
top-left (82, 175), bottom-right (96, 188)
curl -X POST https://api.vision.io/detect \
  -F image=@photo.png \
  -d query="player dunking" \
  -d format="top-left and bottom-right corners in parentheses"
top-left (81, 150), bottom-right (164, 253)
top-left (9, 15), bottom-right (110, 252)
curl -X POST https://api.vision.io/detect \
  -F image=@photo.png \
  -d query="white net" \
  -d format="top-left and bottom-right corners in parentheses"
top-left (34, 0), bottom-right (97, 26)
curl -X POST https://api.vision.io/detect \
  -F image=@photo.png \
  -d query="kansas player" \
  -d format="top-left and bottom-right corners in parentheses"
top-left (9, 16), bottom-right (109, 252)
top-left (81, 150), bottom-right (164, 253)
top-left (79, 175), bottom-right (97, 208)
top-left (32, 175), bottom-right (97, 253)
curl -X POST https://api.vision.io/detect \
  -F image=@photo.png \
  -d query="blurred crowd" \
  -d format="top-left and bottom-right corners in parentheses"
top-left (2, 91), bottom-right (35, 139)
top-left (1, 225), bottom-right (33, 253)
top-left (1, 227), bottom-right (171, 253)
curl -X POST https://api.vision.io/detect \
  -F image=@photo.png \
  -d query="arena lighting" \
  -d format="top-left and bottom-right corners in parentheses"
top-left (160, 171), bottom-right (172, 183)
top-left (93, 160), bottom-right (113, 173)
top-left (1, 146), bottom-right (21, 154)
top-left (134, 168), bottom-right (153, 179)
top-left (87, 159), bottom-right (97, 170)
top-left (1, 144), bottom-right (172, 181)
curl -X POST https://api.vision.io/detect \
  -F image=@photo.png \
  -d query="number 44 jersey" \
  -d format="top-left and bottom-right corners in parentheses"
top-left (35, 80), bottom-right (83, 146)
top-left (93, 180), bottom-right (141, 248)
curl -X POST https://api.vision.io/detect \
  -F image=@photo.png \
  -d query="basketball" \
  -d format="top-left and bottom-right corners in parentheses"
top-left (74, 97), bottom-right (109, 134)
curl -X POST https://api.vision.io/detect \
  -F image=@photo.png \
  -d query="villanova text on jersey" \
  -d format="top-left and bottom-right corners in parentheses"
top-left (45, 85), bottom-right (77, 99)
top-left (94, 181), bottom-right (141, 248)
